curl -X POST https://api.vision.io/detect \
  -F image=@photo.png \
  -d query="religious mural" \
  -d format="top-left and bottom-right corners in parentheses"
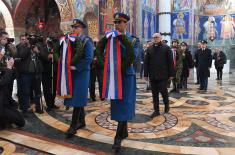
top-left (72, 0), bottom-right (99, 39)
top-left (121, 0), bottom-right (137, 36)
top-left (197, 14), bottom-right (235, 45)
top-left (141, 0), bottom-right (158, 41)
top-left (173, 0), bottom-right (191, 12)
top-left (99, 0), bottom-right (121, 35)
top-left (72, 0), bottom-right (99, 19)
top-left (171, 12), bottom-right (189, 41)
top-left (196, 0), bottom-right (235, 15)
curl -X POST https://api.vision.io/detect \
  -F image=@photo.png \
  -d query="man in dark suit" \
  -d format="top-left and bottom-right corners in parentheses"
top-left (41, 38), bottom-right (58, 111)
top-left (89, 40), bottom-right (104, 102)
top-left (213, 48), bottom-right (227, 80)
top-left (144, 33), bottom-right (174, 118)
top-left (196, 40), bottom-right (212, 91)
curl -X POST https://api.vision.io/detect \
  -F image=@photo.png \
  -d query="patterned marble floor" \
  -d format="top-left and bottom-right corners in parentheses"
top-left (1, 72), bottom-right (235, 155)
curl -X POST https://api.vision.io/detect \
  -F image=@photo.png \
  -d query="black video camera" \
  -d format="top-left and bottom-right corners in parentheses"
top-left (27, 34), bottom-right (43, 47)
top-left (7, 38), bottom-right (15, 44)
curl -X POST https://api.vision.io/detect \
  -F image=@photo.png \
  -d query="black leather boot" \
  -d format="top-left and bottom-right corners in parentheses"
top-left (77, 107), bottom-right (86, 129)
top-left (66, 107), bottom-right (79, 138)
top-left (112, 122), bottom-right (125, 153)
top-left (165, 104), bottom-right (170, 113)
top-left (122, 122), bottom-right (128, 139)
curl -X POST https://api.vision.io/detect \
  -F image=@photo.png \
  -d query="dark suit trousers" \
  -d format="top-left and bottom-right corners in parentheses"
top-left (42, 72), bottom-right (56, 108)
top-left (150, 79), bottom-right (169, 112)
top-left (89, 69), bottom-right (103, 99)
top-left (200, 77), bottom-right (208, 90)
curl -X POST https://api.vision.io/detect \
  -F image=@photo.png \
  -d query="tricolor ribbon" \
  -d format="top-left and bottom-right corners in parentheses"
top-left (56, 34), bottom-right (77, 98)
top-left (102, 30), bottom-right (123, 100)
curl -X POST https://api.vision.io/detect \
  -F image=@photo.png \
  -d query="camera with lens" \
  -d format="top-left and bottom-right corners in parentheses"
top-left (27, 33), bottom-right (43, 48)
top-left (7, 38), bottom-right (15, 44)
top-left (46, 37), bottom-right (59, 53)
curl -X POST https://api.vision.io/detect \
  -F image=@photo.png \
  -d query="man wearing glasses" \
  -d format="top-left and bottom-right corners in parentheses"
top-left (55, 18), bottom-right (93, 138)
top-left (96, 12), bottom-right (139, 152)
top-left (144, 33), bottom-right (174, 118)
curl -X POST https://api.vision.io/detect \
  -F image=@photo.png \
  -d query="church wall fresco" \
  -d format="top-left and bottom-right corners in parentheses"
top-left (171, 0), bottom-right (191, 43)
top-left (171, 12), bottom-right (190, 41)
top-left (171, 0), bottom-right (235, 68)
top-left (196, 0), bottom-right (235, 16)
top-left (72, 0), bottom-right (99, 40)
top-left (121, 0), bottom-right (137, 36)
top-left (99, 0), bottom-right (121, 36)
top-left (172, 0), bottom-right (191, 12)
top-left (141, 0), bottom-right (158, 41)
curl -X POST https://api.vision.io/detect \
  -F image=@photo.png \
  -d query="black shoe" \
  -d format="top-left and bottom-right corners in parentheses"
top-left (165, 106), bottom-right (170, 113)
top-left (35, 109), bottom-right (44, 114)
top-left (76, 122), bottom-right (86, 129)
top-left (112, 137), bottom-right (122, 153)
top-left (65, 127), bottom-right (77, 138)
top-left (101, 98), bottom-right (105, 101)
top-left (150, 111), bottom-right (160, 118)
top-left (195, 82), bottom-right (199, 85)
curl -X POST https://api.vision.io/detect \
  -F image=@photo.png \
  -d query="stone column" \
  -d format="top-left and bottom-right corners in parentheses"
top-left (158, 0), bottom-right (171, 45)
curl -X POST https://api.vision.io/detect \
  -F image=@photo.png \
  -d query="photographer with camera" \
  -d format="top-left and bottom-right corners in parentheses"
top-left (0, 31), bottom-right (25, 129)
top-left (16, 34), bottom-right (45, 116)
top-left (40, 37), bottom-right (59, 111)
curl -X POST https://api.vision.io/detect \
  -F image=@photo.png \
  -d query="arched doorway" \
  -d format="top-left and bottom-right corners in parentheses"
top-left (0, 0), bottom-right (14, 38)
top-left (13, 0), bottom-right (74, 40)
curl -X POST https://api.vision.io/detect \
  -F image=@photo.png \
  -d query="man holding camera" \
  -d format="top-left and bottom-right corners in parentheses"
top-left (40, 37), bottom-right (59, 111)
top-left (16, 34), bottom-right (45, 116)
top-left (0, 31), bottom-right (25, 129)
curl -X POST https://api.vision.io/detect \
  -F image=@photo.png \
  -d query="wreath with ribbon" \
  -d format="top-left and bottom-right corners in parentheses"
top-left (53, 36), bottom-right (86, 66)
top-left (96, 34), bottom-right (135, 73)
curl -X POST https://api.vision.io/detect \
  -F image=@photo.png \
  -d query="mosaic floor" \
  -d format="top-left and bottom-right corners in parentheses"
top-left (1, 72), bottom-right (235, 155)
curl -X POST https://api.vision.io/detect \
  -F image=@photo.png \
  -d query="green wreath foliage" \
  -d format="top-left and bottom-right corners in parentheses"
top-left (71, 38), bottom-right (84, 66)
top-left (53, 37), bottom-right (84, 66)
top-left (96, 34), bottom-right (135, 73)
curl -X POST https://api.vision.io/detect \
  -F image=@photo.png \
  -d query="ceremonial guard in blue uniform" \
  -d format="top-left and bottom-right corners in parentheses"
top-left (96, 13), bottom-right (139, 152)
top-left (55, 19), bottom-right (93, 138)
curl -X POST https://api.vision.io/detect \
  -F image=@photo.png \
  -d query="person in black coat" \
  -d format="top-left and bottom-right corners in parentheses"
top-left (0, 56), bottom-right (25, 129)
top-left (179, 42), bottom-right (193, 89)
top-left (40, 38), bottom-right (58, 111)
top-left (89, 40), bottom-right (104, 102)
top-left (144, 33), bottom-right (174, 118)
top-left (213, 48), bottom-right (227, 80)
top-left (194, 42), bottom-right (202, 84)
top-left (196, 40), bottom-right (212, 91)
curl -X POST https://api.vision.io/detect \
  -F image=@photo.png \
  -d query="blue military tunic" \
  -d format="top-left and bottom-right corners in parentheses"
top-left (64, 35), bottom-right (94, 107)
top-left (110, 32), bottom-right (139, 121)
